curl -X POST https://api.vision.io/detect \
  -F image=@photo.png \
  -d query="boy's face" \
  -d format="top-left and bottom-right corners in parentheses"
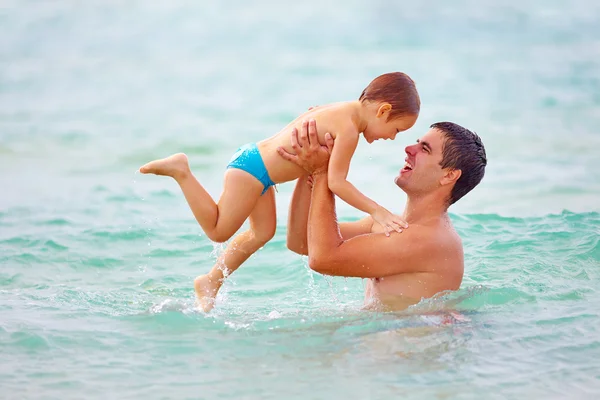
top-left (364, 106), bottom-right (417, 143)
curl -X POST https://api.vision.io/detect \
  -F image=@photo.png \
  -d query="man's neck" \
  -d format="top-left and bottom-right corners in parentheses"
top-left (402, 192), bottom-right (449, 225)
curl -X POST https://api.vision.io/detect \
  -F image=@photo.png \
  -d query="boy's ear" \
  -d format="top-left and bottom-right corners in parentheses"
top-left (376, 103), bottom-right (392, 118)
top-left (440, 168), bottom-right (461, 186)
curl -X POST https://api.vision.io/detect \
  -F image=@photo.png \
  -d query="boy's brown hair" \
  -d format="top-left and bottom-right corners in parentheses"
top-left (359, 72), bottom-right (420, 120)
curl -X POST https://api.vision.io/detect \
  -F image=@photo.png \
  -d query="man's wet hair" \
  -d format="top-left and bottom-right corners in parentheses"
top-left (431, 122), bottom-right (487, 205)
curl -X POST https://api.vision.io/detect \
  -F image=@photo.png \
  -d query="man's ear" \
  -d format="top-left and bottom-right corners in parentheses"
top-left (440, 168), bottom-right (461, 186)
top-left (376, 103), bottom-right (392, 118)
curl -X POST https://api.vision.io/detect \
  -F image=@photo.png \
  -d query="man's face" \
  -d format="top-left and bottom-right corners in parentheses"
top-left (394, 128), bottom-right (446, 193)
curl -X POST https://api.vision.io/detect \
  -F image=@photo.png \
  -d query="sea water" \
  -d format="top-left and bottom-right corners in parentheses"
top-left (1, 1), bottom-right (599, 398)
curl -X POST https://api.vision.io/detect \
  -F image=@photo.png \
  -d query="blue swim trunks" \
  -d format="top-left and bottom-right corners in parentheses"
top-left (226, 143), bottom-right (275, 195)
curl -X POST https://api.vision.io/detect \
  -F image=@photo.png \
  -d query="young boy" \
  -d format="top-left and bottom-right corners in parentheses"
top-left (139, 72), bottom-right (420, 311)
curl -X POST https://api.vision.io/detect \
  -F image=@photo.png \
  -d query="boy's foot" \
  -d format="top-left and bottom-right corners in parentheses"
top-left (194, 274), bottom-right (222, 312)
top-left (139, 153), bottom-right (190, 179)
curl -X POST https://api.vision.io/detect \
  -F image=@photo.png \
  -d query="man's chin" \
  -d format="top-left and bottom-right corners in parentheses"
top-left (394, 175), bottom-right (410, 189)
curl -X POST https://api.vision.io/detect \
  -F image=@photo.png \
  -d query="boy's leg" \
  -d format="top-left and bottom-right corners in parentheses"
top-left (140, 153), bottom-right (264, 243)
top-left (194, 186), bottom-right (276, 312)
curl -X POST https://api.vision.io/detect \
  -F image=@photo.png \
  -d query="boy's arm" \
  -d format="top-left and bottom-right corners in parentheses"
top-left (327, 129), bottom-right (407, 235)
top-left (327, 129), bottom-right (378, 214)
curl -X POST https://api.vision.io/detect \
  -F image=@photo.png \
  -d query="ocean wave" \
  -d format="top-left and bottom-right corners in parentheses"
top-left (2, 331), bottom-right (51, 351)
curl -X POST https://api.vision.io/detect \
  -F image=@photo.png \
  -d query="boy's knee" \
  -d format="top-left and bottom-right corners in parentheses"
top-left (207, 230), bottom-right (232, 243)
top-left (254, 225), bottom-right (276, 245)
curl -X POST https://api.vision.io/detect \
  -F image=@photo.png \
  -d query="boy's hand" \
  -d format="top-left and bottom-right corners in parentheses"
top-left (306, 174), bottom-right (314, 189)
top-left (371, 206), bottom-right (409, 237)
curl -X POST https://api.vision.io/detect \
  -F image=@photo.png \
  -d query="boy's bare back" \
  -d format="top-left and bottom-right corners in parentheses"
top-left (257, 102), bottom-right (358, 184)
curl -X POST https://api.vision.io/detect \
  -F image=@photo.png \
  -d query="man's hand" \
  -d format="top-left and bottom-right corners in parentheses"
top-left (277, 119), bottom-right (334, 175)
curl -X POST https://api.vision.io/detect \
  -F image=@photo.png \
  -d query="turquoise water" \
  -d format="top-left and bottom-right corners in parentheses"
top-left (1, 1), bottom-right (600, 398)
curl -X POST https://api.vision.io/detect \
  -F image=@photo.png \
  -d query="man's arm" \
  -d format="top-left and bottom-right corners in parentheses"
top-left (307, 171), bottom-right (428, 278)
top-left (286, 174), bottom-right (312, 255)
top-left (287, 174), bottom-right (374, 256)
top-left (279, 119), bottom-right (410, 271)
top-left (283, 121), bottom-right (374, 256)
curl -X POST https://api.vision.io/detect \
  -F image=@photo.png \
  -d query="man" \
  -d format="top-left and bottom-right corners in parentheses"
top-left (277, 119), bottom-right (487, 311)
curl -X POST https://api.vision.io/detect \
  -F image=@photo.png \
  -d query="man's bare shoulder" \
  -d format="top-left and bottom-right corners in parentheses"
top-left (377, 217), bottom-right (461, 243)
top-left (371, 218), bottom-right (463, 270)
top-left (415, 219), bottom-right (464, 275)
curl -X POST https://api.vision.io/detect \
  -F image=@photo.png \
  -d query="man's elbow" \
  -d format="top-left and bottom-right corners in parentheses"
top-left (287, 239), bottom-right (308, 256)
top-left (308, 253), bottom-right (332, 274)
